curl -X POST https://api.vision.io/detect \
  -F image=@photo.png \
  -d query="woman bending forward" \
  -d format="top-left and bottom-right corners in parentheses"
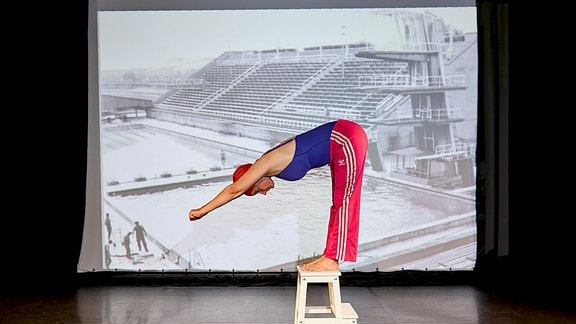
top-left (189, 119), bottom-right (368, 272)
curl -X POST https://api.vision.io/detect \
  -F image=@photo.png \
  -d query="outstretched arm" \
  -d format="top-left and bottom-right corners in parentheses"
top-left (188, 159), bottom-right (271, 221)
top-left (188, 184), bottom-right (244, 221)
top-left (188, 141), bottom-right (292, 221)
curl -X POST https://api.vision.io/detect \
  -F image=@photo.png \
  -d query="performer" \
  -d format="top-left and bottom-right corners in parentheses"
top-left (189, 119), bottom-right (368, 271)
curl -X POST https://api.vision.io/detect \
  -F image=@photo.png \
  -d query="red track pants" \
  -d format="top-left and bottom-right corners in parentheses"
top-left (324, 119), bottom-right (368, 262)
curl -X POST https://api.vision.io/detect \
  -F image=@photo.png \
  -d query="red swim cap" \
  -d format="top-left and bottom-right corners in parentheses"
top-left (232, 163), bottom-right (257, 196)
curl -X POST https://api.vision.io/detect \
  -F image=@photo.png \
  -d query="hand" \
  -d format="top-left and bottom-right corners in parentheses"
top-left (189, 208), bottom-right (205, 221)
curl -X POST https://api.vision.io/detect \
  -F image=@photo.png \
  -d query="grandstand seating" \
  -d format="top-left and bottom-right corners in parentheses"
top-left (152, 45), bottom-right (418, 130)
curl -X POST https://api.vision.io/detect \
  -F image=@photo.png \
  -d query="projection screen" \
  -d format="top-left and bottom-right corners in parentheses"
top-left (81, 0), bottom-right (478, 272)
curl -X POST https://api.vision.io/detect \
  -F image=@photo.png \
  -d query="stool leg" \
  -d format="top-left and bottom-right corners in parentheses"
top-left (328, 277), bottom-right (343, 319)
top-left (294, 271), bottom-right (308, 324)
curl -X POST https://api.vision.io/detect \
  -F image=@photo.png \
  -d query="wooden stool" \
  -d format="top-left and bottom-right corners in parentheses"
top-left (294, 266), bottom-right (358, 324)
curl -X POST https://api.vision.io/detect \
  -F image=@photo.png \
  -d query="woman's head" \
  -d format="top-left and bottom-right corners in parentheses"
top-left (233, 163), bottom-right (257, 196)
top-left (232, 163), bottom-right (274, 196)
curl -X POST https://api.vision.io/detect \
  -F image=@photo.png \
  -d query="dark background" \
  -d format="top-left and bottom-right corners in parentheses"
top-left (4, 0), bottom-right (572, 311)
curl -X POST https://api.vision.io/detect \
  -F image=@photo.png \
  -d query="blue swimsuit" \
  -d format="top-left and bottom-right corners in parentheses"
top-left (274, 121), bottom-right (336, 181)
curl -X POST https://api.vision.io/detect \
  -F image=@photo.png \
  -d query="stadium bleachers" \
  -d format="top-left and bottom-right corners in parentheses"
top-left (152, 44), bottom-right (416, 129)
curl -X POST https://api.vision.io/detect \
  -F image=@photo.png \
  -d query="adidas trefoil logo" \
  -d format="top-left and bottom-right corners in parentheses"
top-left (338, 159), bottom-right (346, 166)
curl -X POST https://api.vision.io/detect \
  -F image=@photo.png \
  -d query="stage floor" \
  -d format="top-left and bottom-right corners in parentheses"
top-left (1, 284), bottom-right (574, 323)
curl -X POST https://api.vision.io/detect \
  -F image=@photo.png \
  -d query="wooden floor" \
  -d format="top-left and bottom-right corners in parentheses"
top-left (1, 282), bottom-right (574, 323)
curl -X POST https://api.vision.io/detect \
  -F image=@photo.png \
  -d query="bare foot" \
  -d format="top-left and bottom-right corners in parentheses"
top-left (299, 256), bottom-right (339, 272)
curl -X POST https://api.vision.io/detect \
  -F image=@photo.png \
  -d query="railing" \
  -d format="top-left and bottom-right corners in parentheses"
top-left (356, 74), bottom-right (466, 88)
top-left (433, 142), bottom-right (476, 160)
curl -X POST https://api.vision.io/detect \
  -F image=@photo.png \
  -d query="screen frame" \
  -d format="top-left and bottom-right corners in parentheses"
top-left (82, 0), bottom-right (477, 273)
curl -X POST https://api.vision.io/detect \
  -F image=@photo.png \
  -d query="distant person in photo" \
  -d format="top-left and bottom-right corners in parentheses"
top-left (122, 232), bottom-right (133, 259)
top-left (133, 221), bottom-right (149, 253)
top-left (104, 213), bottom-right (112, 241)
top-left (189, 119), bottom-right (368, 272)
top-left (105, 240), bottom-right (112, 269)
top-left (220, 150), bottom-right (226, 169)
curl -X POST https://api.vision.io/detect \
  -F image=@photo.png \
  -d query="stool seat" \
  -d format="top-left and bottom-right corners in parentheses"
top-left (294, 266), bottom-right (358, 324)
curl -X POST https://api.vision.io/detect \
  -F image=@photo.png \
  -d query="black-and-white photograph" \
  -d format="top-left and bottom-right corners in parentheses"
top-left (82, 6), bottom-right (478, 272)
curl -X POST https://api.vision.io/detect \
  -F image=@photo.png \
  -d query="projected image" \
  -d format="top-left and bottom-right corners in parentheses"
top-left (95, 7), bottom-right (477, 272)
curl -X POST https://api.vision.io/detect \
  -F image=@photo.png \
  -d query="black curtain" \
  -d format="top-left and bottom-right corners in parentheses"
top-left (475, 1), bottom-right (574, 308)
top-left (1, 1), bottom-right (88, 295)
top-left (474, 0), bottom-right (510, 279)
